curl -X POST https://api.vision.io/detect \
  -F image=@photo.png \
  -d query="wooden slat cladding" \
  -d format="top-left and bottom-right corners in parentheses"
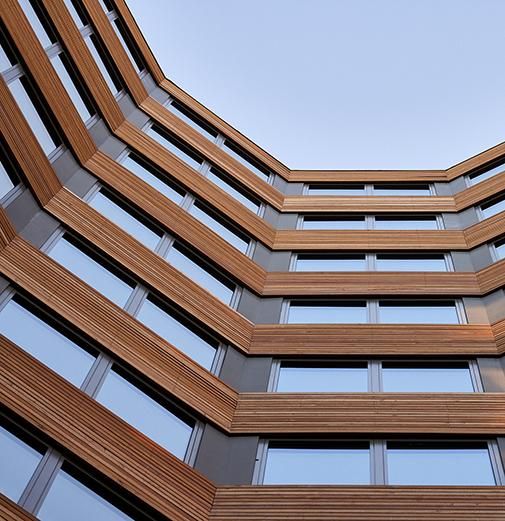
top-left (160, 79), bottom-right (291, 180)
top-left (454, 171), bottom-right (505, 210)
top-left (85, 151), bottom-right (266, 293)
top-left (0, 79), bottom-right (61, 205)
top-left (42, 0), bottom-right (124, 130)
top-left (273, 229), bottom-right (467, 251)
top-left (250, 324), bottom-right (497, 356)
top-left (47, 188), bottom-right (254, 349)
top-left (263, 271), bottom-right (481, 296)
top-left (113, 0), bottom-right (165, 83)
top-left (116, 121), bottom-right (276, 246)
top-left (289, 169), bottom-right (448, 182)
top-left (282, 195), bottom-right (456, 213)
top-left (210, 487), bottom-right (505, 521)
top-left (80, 0), bottom-right (147, 104)
top-left (477, 259), bottom-right (505, 295)
top-left (232, 393), bottom-right (505, 434)
top-left (0, 338), bottom-right (216, 521)
top-left (142, 97), bottom-right (284, 209)
top-left (465, 212), bottom-right (505, 248)
top-left (0, 208), bottom-right (16, 249)
top-left (1, 0), bottom-right (96, 163)
top-left (446, 141), bottom-right (505, 180)
top-left (492, 318), bottom-right (505, 355)
top-left (0, 237), bottom-right (237, 428)
top-left (0, 495), bottom-right (35, 521)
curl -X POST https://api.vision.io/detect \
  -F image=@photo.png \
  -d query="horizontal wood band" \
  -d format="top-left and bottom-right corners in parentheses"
top-left (289, 169), bottom-right (448, 182)
top-left (0, 495), bottom-right (35, 520)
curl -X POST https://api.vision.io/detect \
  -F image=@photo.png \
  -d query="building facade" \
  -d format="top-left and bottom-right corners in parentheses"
top-left (1, 0), bottom-right (505, 519)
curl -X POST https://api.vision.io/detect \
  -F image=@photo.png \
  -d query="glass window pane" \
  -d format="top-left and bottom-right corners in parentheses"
top-left (481, 195), bottom-right (505, 219)
top-left (96, 368), bottom-right (193, 459)
top-left (48, 236), bottom-right (134, 307)
top-left (8, 77), bottom-right (58, 155)
top-left (207, 168), bottom-right (260, 213)
top-left (147, 126), bottom-right (202, 170)
top-left (166, 101), bottom-right (217, 140)
top-left (121, 154), bottom-right (185, 205)
top-left (51, 53), bottom-right (92, 122)
top-left (376, 254), bottom-right (447, 272)
top-left (287, 302), bottom-right (367, 324)
top-left (387, 443), bottom-right (496, 485)
top-left (39, 468), bottom-right (132, 521)
top-left (374, 216), bottom-right (439, 230)
top-left (277, 364), bottom-right (368, 392)
top-left (84, 34), bottom-right (120, 95)
top-left (264, 444), bottom-right (370, 484)
top-left (18, 0), bottom-right (53, 49)
top-left (137, 298), bottom-right (217, 369)
top-left (111, 18), bottom-right (144, 73)
top-left (0, 299), bottom-right (96, 386)
top-left (382, 363), bottom-right (474, 392)
top-left (88, 190), bottom-right (162, 250)
top-left (302, 216), bottom-right (366, 230)
top-left (469, 162), bottom-right (505, 185)
top-left (0, 425), bottom-right (43, 502)
top-left (62, 0), bottom-right (86, 28)
top-left (378, 301), bottom-right (459, 324)
top-left (164, 243), bottom-right (235, 304)
top-left (307, 184), bottom-right (365, 195)
top-left (295, 254), bottom-right (366, 271)
top-left (495, 239), bottom-right (505, 260)
top-left (0, 42), bottom-right (15, 71)
top-left (0, 160), bottom-right (16, 199)
top-left (190, 202), bottom-right (249, 253)
top-left (372, 184), bottom-right (431, 196)
top-left (223, 140), bottom-right (270, 180)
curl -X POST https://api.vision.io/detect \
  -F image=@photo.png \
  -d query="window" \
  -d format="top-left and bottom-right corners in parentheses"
top-left (84, 34), bottom-right (122, 95)
top-left (0, 38), bottom-right (16, 71)
top-left (276, 362), bottom-right (368, 392)
top-left (468, 161), bottom-right (505, 185)
top-left (372, 183), bottom-right (431, 196)
top-left (263, 442), bottom-right (370, 484)
top-left (146, 124), bottom-right (203, 171)
top-left (378, 300), bottom-right (460, 324)
top-left (96, 366), bottom-right (194, 459)
top-left (480, 193), bottom-right (505, 220)
top-left (295, 253), bottom-right (367, 271)
top-left (0, 157), bottom-right (18, 200)
top-left (0, 296), bottom-right (96, 386)
top-left (88, 188), bottom-right (163, 250)
top-left (136, 295), bottom-right (218, 369)
top-left (0, 423), bottom-right (43, 502)
top-left (50, 52), bottom-right (94, 122)
top-left (164, 242), bottom-right (236, 304)
top-left (374, 215), bottom-right (439, 230)
top-left (376, 254), bottom-right (448, 271)
top-left (302, 215), bottom-right (366, 230)
top-left (63, 0), bottom-right (87, 28)
top-left (206, 167), bottom-right (261, 214)
top-left (190, 200), bottom-right (250, 254)
top-left (222, 140), bottom-right (270, 181)
top-left (494, 237), bottom-right (505, 260)
top-left (8, 76), bottom-right (60, 155)
top-left (110, 16), bottom-right (145, 73)
top-left (382, 362), bottom-right (475, 392)
top-left (121, 153), bottom-right (185, 205)
top-left (47, 234), bottom-right (135, 307)
top-left (38, 465), bottom-right (134, 521)
top-left (307, 183), bottom-right (365, 195)
top-left (18, 0), bottom-right (55, 49)
top-left (287, 301), bottom-right (368, 324)
top-left (386, 442), bottom-right (496, 485)
top-left (166, 100), bottom-right (218, 141)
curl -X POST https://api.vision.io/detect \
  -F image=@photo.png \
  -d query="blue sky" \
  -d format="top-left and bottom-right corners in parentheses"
top-left (126, 0), bottom-right (505, 170)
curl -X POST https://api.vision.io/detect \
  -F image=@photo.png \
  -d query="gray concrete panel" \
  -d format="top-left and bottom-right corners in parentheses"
top-left (477, 358), bottom-right (505, 392)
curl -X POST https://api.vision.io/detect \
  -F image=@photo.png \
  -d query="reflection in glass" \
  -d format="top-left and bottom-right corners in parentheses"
top-left (295, 254), bottom-right (366, 271)
top-left (387, 443), bottom-right (495, 485)
top-left (264, 444), bottom-right (370, 484)
top-left (481, 195), bottom-right (505, 219)
top-left (0, 299), bottom-right (96, 386)
top-left (302, 216), bottom-right (366, 230)
top-left (121, 154), bottom-right (184, 204)
top-left (372, 184), bottom-right (431, 196)
top-left (374, 216), bottom-right (439, 230)
top-left (97, 368), bottom-right (193, 459)
top-left (382, 363), bottom-right (474, 392)
top-left (88, 190), bottom-right (162, 250)
top-left (137, 298), bottom-right (217, 369)
top-left (223, 140), bottom-right (270, 180)
top-left (0, 426), bottom-right (42, 502)
top-left (207, 168), bottom-right (260, 213)
top-left (378, 301), bottom-right (459, 324)
top-left (84, 34), bottom-right (120, 94)
top-left (0, 160), bottom-right (15, 199)
top-left (110, 18), bottom-right (144, 73)
top-left (307, 184), bottom-right (365, 196)
top-left (469, 162), bottom-right (505, 185)
top-left (48, 236), bottom-right (134, 307)
top-left (495, 239), bottom-right (505, 260)
top-left (277, 364), bottom-right (368, 392)
top-left (376, 254), bottom-right (447, 272)
top-left (166, 101), bottom-right (217, 140)
top-left (39, 468), bottom-right (132, 521)
top-left (287, 301), bottom-right (367, 324)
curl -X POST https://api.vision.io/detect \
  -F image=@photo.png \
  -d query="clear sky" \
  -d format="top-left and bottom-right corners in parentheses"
top-left (126, 0), bottom-right (505, 170)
